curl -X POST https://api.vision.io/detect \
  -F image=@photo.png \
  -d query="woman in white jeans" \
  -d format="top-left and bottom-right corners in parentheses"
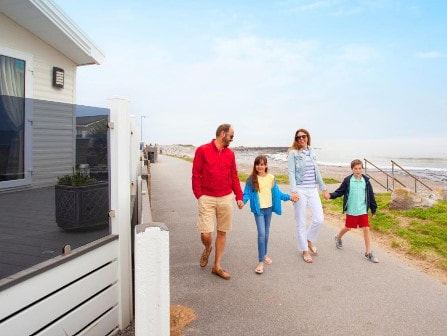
top-left (287, 129), bottom-right (329, 263)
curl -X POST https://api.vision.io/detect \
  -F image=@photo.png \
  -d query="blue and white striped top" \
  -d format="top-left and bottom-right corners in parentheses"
top-left (301, 149), bottom-right (317, 188)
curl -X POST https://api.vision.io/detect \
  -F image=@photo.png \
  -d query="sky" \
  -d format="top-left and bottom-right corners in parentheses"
top-left (57, 0), bottom-right (447, 157)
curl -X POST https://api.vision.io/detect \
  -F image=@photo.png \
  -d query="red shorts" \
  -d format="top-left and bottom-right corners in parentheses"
top-left (345, 214), bottom-right (369, 228)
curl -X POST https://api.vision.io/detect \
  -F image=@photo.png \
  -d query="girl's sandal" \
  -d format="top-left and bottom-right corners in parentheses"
top-left (302, 254), bottom-right (313, 263)
top-left (255, 263), bottom-right (264, 274)
top-left (264, 256), bottom-right (272, 265)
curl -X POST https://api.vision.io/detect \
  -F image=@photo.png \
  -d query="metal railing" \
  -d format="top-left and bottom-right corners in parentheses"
top-left (364, 159), bottom-right (433, 193)
top-left (364, 159), bottom-right (405, 191)
top-left (391, 160), bottom-right (432, 192)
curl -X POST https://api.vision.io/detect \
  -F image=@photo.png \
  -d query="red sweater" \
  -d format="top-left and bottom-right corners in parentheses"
top-left (192, 140), bottom-right (243, 201)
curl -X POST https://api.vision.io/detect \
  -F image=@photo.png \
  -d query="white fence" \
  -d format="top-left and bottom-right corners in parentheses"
top-left (0, 237), bottom-right (119, 335)
top-left (0, 97), bottom-right (138, 335)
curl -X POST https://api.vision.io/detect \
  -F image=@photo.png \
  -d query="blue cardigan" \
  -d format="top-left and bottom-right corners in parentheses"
top-left (243, 177), bottom-right (291, 216)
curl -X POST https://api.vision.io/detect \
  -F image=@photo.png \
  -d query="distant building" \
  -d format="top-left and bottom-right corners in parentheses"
top-left (76, 115), bottom-right (108, 139)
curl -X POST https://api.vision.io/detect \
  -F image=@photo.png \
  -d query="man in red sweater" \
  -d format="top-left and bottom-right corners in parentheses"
top-left (192, 123), bottom-right (243, 280)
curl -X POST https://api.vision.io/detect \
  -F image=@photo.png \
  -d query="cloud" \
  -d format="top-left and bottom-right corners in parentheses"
top-left (415, 51), bottom-right (443, 59)
top-left (74, 33), bottom-right (445, 148)
top-left (329, 7), bottom-right (365, 16)
top-left (212, 35), bottom-right (318, 76)
top-left (283, 0), bottom-right (394, 16)
top-left (75, 35), bottom-right (387, 145)
top-left (143, 36), bottom-right (321, 145)
top-left (74, 35), bottom-right (326, 145)
top-left (338, 44), bottom-right (380, 63)
top-left (290, 0), bottom-right (339, 12)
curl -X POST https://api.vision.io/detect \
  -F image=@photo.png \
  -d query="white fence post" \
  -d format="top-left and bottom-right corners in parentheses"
top-left (137, 175), bottom-right (143, 225)
top-left (108, 96), bottom-right (133, 329)
top-left (129, 115), bottom-right (138, 195)
top-left (135, 223), bottom-right (170, 336)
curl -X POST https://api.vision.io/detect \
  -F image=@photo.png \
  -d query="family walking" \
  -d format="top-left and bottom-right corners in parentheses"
top-left (192, 123), bottom-right (379, 280)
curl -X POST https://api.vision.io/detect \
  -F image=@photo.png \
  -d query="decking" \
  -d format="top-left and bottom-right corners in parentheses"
top-left (0, 187), bottom-right (108, 279)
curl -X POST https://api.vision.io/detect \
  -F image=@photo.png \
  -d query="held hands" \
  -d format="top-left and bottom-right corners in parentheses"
top-left (237, 200), bottom-right (244, 209)
top-left (323, 190), bottom-right (330, 200)
top-left (291, 192), bottom-right (299, 203)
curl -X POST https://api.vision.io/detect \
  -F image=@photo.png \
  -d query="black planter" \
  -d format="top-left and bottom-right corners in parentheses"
top-left (55, 182), bottom-right (109, 229)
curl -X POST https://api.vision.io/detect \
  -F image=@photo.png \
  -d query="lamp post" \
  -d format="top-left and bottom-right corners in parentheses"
top-left (140, 115), bottom-right (148, 143)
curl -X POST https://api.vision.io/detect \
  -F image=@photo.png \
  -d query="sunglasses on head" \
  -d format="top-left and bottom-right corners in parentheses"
top-left (295, 134), bottom-right (307, 140)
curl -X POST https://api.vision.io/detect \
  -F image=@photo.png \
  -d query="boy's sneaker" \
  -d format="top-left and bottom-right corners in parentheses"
top-left (365, 252), bottom-right (379, 263)
top-left (335, 235), bottom-right (343, 249)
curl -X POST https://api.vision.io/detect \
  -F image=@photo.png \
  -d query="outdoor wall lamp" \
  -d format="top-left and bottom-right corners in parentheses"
top-left (52, 66), bottom-right (64, 88)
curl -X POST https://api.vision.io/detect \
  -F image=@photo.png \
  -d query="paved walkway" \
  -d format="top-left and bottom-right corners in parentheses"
top-left (151, 155), bottom-right (447, 336)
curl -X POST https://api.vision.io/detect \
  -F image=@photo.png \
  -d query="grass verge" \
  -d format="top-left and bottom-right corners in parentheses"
top-left (166, 154), bottom-right (193, 163)
top-left (323, 177), bottom-right (341, 184)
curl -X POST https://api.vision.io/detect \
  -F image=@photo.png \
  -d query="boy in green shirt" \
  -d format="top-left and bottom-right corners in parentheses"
top-left (324, 159), bottom-right (379, 263)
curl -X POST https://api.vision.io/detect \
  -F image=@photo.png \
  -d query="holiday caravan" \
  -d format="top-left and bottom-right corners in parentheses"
top-left (0, 1), bottom-right (134, 334)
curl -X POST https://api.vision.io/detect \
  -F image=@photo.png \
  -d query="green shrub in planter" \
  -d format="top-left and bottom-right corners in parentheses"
top-left (57, 167), bottom-right (98, 186)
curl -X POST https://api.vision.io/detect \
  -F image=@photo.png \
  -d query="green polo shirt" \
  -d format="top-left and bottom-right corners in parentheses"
top-left (346, 175), bottom-right (367, 215)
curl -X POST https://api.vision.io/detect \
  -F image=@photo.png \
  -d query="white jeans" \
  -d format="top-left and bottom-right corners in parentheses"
top-left (292, 187), bottom-right (324, 252)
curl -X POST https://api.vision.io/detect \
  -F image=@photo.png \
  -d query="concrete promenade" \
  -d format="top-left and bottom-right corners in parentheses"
top-left (151, 155), bottom-right (447, 336)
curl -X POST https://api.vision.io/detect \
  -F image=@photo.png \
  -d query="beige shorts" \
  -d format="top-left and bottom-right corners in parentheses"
top-left (197, 193), bottom-right (233, 233)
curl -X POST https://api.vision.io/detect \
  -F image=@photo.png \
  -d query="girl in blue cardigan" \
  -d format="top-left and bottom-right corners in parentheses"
top-left (243, 155), bottom-right (292, 274)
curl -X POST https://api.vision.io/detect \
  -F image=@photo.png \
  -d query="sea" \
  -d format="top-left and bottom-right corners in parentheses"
top-left (232, 147), bottom-right (447, 183)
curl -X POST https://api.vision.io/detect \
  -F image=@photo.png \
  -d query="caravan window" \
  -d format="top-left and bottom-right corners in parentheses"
top-left (0, 55), bottom-right (26, 183)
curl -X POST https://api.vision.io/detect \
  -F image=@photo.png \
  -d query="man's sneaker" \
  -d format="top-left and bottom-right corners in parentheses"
top-left (335, 235), bottom-right (343, 249)
top-left (365, 252), bottom-right (379, 263)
